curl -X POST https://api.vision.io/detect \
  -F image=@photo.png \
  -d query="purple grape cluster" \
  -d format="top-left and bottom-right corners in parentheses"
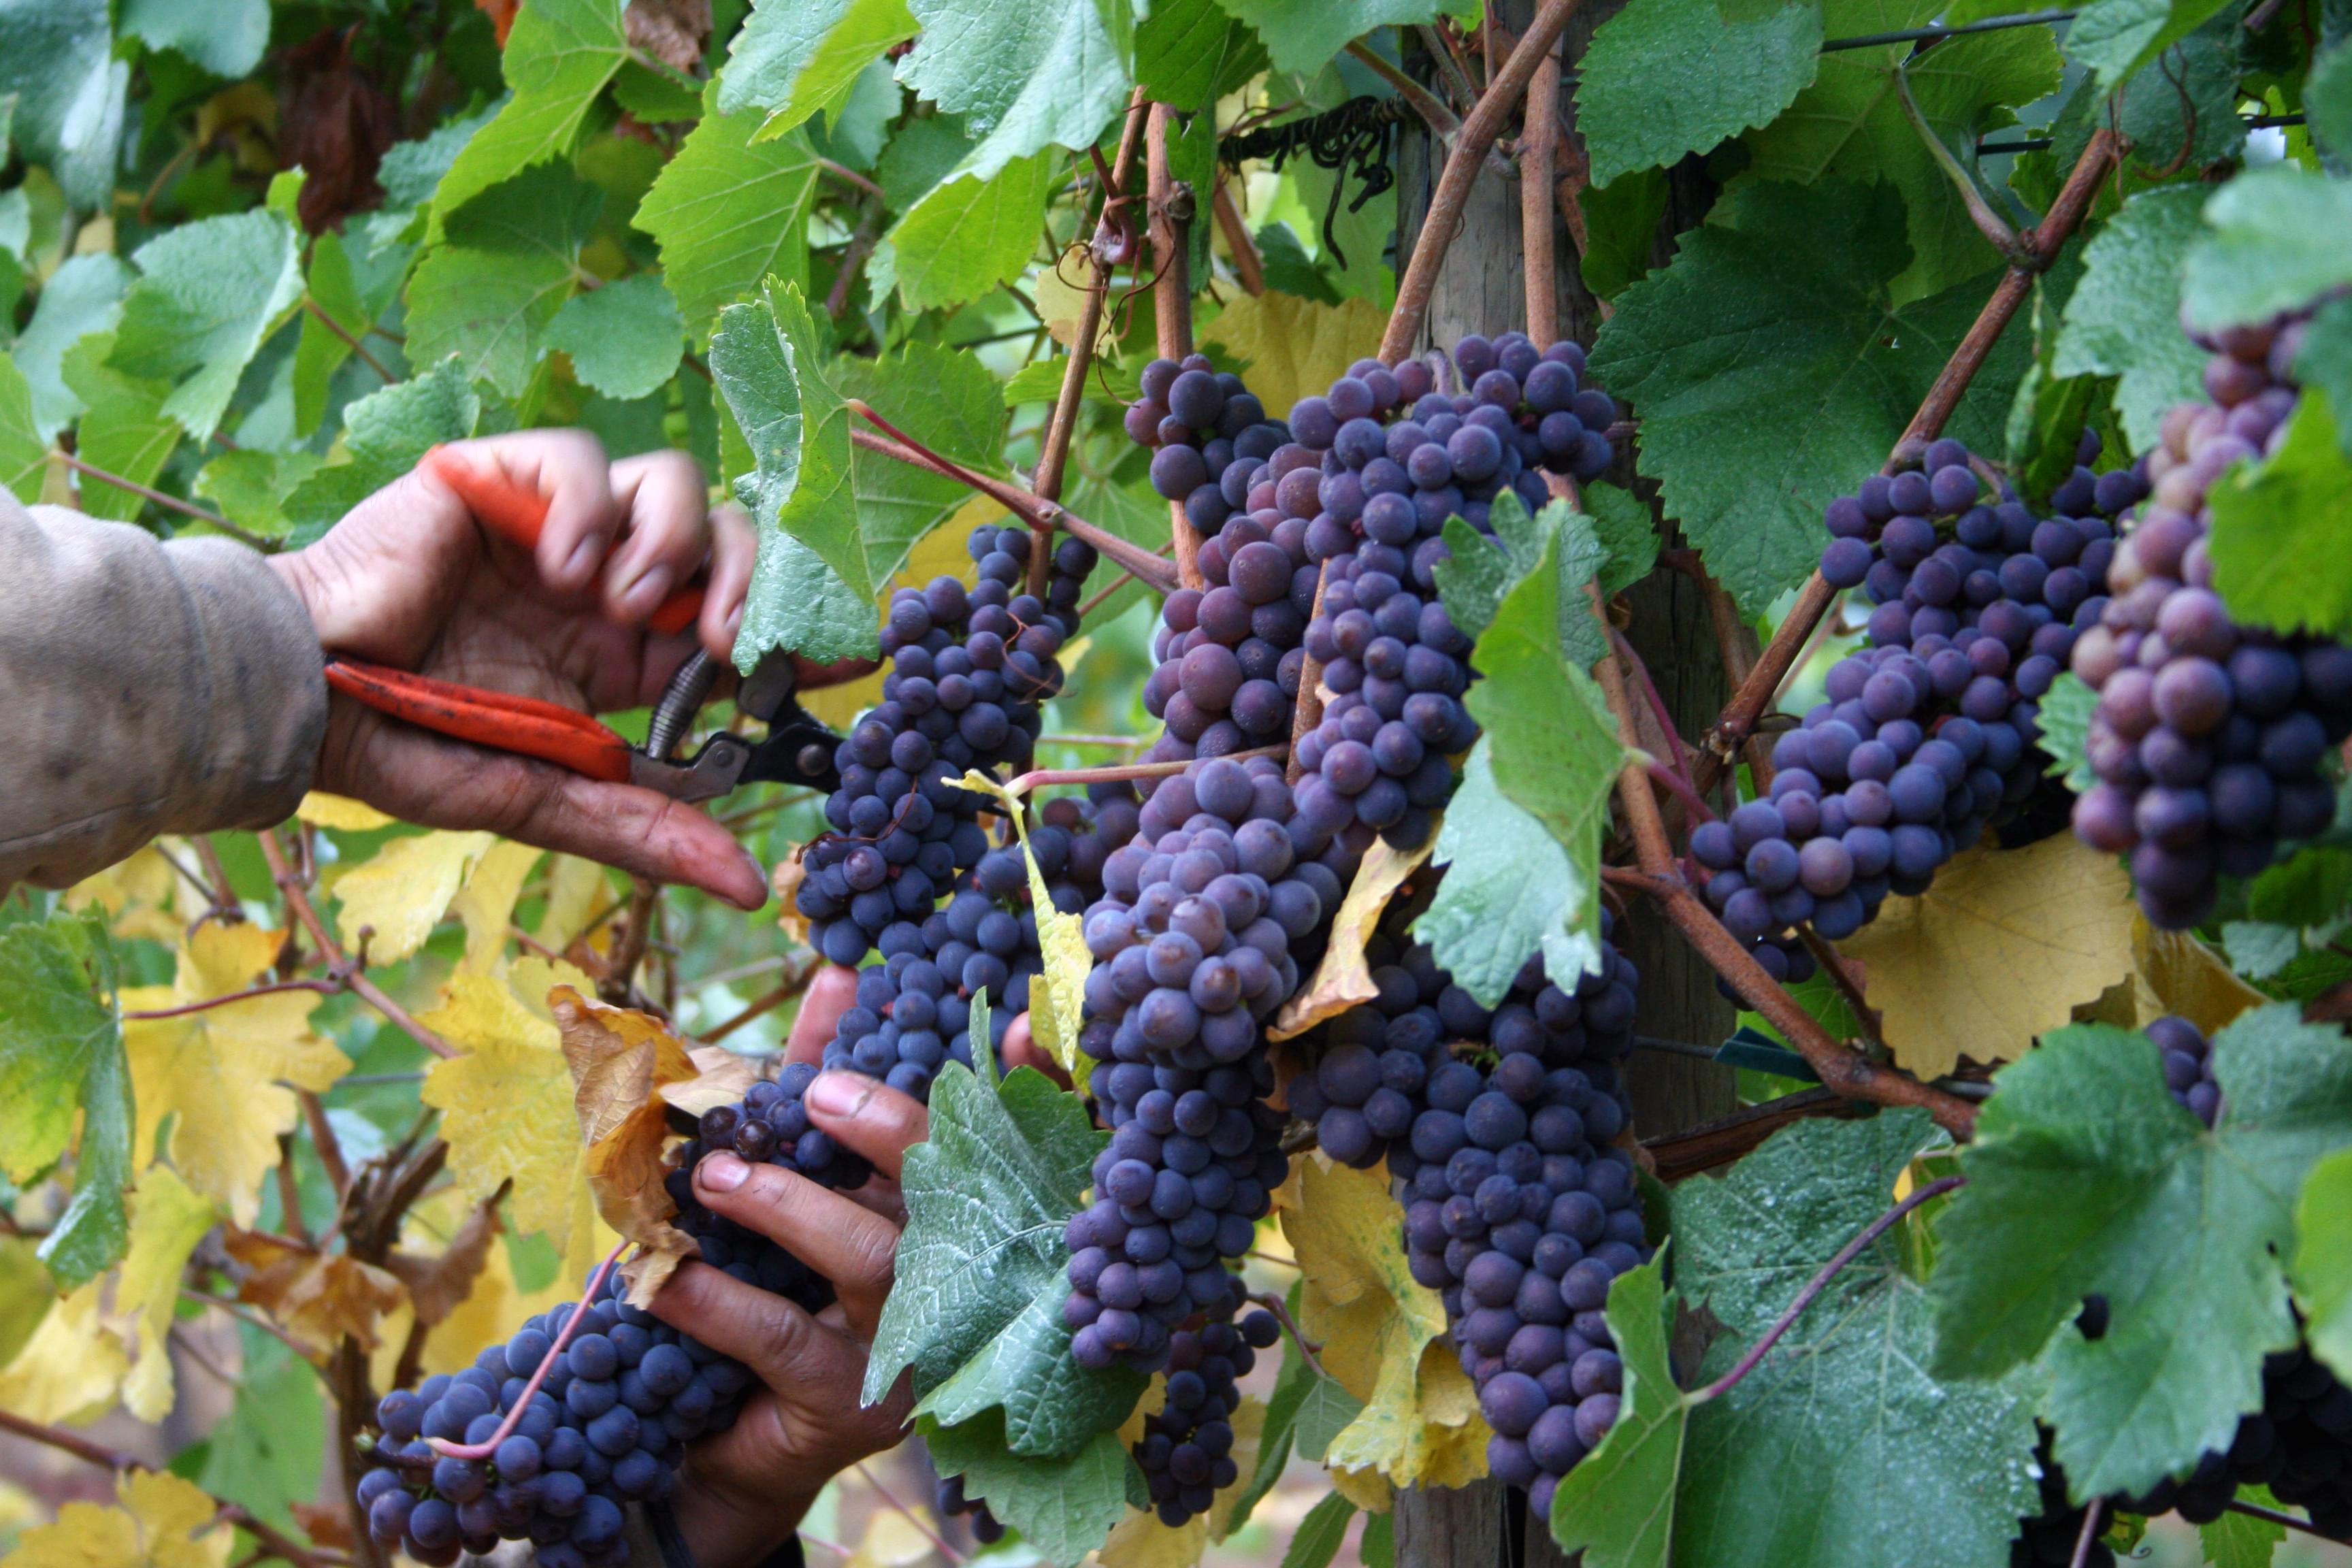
top-left (2010, 1428), bottom-right (2114, 1567)
top-left (1062, 757), bottom-right (1341, 1384)
top-left (1132, 1309), bottom-right (1281, 1526)
top-left (1695, 435), bottom-right (2143, 948)
top-left (2068, 316), bottom-right (2352, 928)
top-left (2151, 1013), bottom-right (2219, 1125)
top-left (933, 1475), bottom-right (1005, 1546)
top-left (355, 1271), bottom-right (752, 1568)
top-left (796, 523), bottom-right (1099, 966)
top-left (1131, 353), bottom-right (1293, 535)
top-left (1286, 923), bottom-right (1646, 1518)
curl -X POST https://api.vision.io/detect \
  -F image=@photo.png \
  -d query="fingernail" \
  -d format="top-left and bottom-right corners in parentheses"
top-left (564, 537), bottom-right (601, 583)
top-left (808, 1072), bottom-right (878, 1119)
top-left (698, 1151), bottom-right (748, 1192)
top-left (622, 564), bottom-right (673, 614)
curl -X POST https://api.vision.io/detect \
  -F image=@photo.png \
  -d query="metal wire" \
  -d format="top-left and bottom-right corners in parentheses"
top-left (1977, 110), bottom-right (2305, 156)
top-left (1820, 7), bottom-right (2075, 51)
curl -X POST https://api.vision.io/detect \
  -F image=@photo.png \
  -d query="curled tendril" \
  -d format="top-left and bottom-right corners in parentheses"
top-left (1218, 95), bottom-right (1411, 270)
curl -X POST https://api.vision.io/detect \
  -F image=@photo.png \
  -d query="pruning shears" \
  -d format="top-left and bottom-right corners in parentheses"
top-left (320, 446), bottom-right (843, 803)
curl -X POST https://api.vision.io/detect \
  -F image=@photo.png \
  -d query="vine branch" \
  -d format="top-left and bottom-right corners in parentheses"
top-left (259, 832), bottom-right (457, 1060)
top-left (1146, 101), bottom-right (1207, 592)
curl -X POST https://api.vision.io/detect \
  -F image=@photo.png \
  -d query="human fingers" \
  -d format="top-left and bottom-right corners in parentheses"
top-left (804, 1072), bottom-right (929, 1185)
top-left (649, 1261), bottom-right (871, 1408)
top-left (429, 429), bottom-right (620, 595)
top-left (785, 965), bottom-right (863, 1065)
top-left (317, 709), bottom-right (768, 907)
top-left (1000, 1012), bottom-right (1070, 1085)
top-left (605, 449), bottom-right (718, 625)
top-left (690, 1153), bottom-right (900, 1335)
top-left (698, 502), bottom-right (756, 662)
top-left (793, 653), bottom-right (883, 691)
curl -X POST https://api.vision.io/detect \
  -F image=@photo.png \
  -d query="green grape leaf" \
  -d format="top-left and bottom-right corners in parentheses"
top-left (1580, 169), bottom-right (1671, 301)
top-left (2034, 671), bottom-right (2098, 795)
top-left (365, 109), bottom-right (496, 253)
top-left (546, 274), bottom-right (685, 401)
top-left (1732, 3), bottom-right (2062, 304)
top-left (1434, 493), bottom-right (1610, 661)
top-left (431, 0), bottom-right (630, 227)
top-left (1215, 0), bottom-right (1463, 75)
top-left (2246, 845), bottom-right (2352, 930)
top-left (2296, 298), bottom-right (2352, 461)
top-left (717, 0), bottom-right (918, 142)
top-left (2065, 0), bottom-right (2236, 89)
top-left (0, 350), bottom-right (46, 502)
top-left (897, 0), bottom-right (1135, 181)
top-left (2206, 391), bottom-right (2352, 644)
top-left (1280, 1492), bottom-right (1358, 1568)
top-left (1137, 0), bottom-right (1269, 111)
top-left (0, 0), bottom-right (125, 210)
top-left (2198, 1494), bottom-right (2287, 1568)
top-left (2297, 1147), bottom-right (2352, 1389)
top-left (2312, 40), bottom-right (2352, 161)
top-left (293, 229), bottom-right (412, 438)
top-left (1548, 1259), bottom-right (1684, 1568)
top-left (1586, 480), bottom-right (1661, 595)
top-left (634, 90), bottom-right (820, 344)
top-left (735, 534), bottom-right (882, 670)
top-left (195, 1325), bottom-right (326, 1531)
top-left (1418, 741), bottom-right (1607, 1007)
top-left (120, 0), bottom-right (269, 78)
top-left (1929, 1007), bottom-right (2352, 1497)
top-left (1673, 1113), bottom-right (2042, 1568)
top-left (408, 165), bottom-right (603, 398)
top-left (282, 359), bottom-right (482, 545)
top-left (2052, 184), bottom-right (2207, 455)
top-left (1589, 179), bottom-right (2027, 617)
top-left (922, 1414), bottom-right (1142, 1568)
top-left (865, 1061), bottom-right (1143, 1455)
top-left (709, 280), bottom-right (866, 610)
top-left (107, 209), bottom-right (304, 442)
top-left (2181, 165), bottom-right (2352, 336)
top-left (194, 449), bottom-right (326, 542)
top-left (1460, 532), bottom-right (1626, 994)
top-left (878, 113), bottom-right (976, 210)
top-left (1576, 0), bottom-right (1824, 188)
top-left (880, 151), bottom-right (1055, 312)
top-left (0, 913), bottom-right (129, 1291)
top-left (16, 253), bottom-right (129, 440)
top-left (832, 341), bottom-right (1007, 585)
top-left (2221, 919), bottom-right (2302, 983)
top-left (62, 333), bottom-right (179, 523)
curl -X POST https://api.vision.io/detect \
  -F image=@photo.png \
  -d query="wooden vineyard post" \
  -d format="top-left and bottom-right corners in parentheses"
top-left (1389, 3), bottom-right (1735, 1561)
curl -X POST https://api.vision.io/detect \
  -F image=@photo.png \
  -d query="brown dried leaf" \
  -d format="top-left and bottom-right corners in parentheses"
top-left (278, 29), bottom-right (399, 235)
top-left (474, 0), bottom-right (521, 46)
top-left (384, 1192), bottom-right (504, 1329)
top-left (772, 853), bottom-right (813, 947)
top-left (223, 1229), bottom-right (407, 1358)
top-left (625, 0), bottom-right (711, 72)
top-left (661, 1045), bottom-right (763, 1119)
top-left (1270, 837), bottom-right (1435, 1041)
top-left (549, 987), bottom-right (700, 1305)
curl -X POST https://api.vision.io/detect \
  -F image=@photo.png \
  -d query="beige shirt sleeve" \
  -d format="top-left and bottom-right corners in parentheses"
top-left (0, 493), bottom-right (327, 894)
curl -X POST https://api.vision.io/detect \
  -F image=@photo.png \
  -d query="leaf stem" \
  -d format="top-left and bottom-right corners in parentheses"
top-left (1687, 1175), bottom-right (1964, 1404)
top-left (812, 156), bottom-right (885, 203)
top-left (123, 977), bottom-right (343, 1019)
top-left (54, 453), bottom-right (270, 549)
top-left (2068, 1499), bottom-right (2105, 1568)
top-left (259, 831), bottom-right (458, 1060)
top-left (2223, 1497), bottom-right (2340, 1540)
top-left (854, 1463), bottom-right (968, 1565)
top-left (1245, 1289), bottom-right (1334, 1381)
top-left (427, 1242), bottom-right (630, 1460)
top-left (1891, 65), bottom-right (2027, 262)
top-left (304, 297), bottom-right (397, 384)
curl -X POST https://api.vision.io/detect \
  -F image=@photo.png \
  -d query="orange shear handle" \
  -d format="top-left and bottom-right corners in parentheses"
top-left (422, 445), bottom-right (709, 636)
top-left (323, 659), bottom-right (634, 784)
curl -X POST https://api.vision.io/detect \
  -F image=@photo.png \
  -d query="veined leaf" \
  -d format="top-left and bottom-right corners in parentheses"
top-left (430, 0), bottom-right (630, 227)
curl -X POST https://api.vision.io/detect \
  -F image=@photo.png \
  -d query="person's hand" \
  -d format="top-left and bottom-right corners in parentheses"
top-left (269, 431), bottom-right (770, 905)
top-left (649, 1070), bottom-right (929, 1568)
top-left (781, 963), bottom-right (1064, 1081)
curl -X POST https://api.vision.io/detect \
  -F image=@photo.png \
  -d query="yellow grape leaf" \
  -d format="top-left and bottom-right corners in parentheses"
top-left (331, 829), bottom-right (493, 963)
top-left (63, 845), bottom-right (197, 945)
top-left (385, 1190), bottom-right (504, 1330)
top-left (1277, 1156), bottom-right (1490, 1490)
top-left (1271, 837), bottom-right (1435, 1041)
top-left (116, 1166), bottom-right (217, 1421)
top-left (450, 839), bottom-right (544, 973)
top-left (0, 1237), bottom-right (52, 1368)
top-left (549, 988), bottom-right (700, 1303)
top-left (1207, 1395), bottom-right (1269, 1539)
top-left (223, 1228), bottom-right (406, 1358)
top-left (1197, 291), bottom-right (1388, 426)
top-left (7, 1470), bottom-right (229, 1568)
top-left (1098, 1508), bottom-right (1206, 1568)
top-left (772, 853), bottom-right (815, 947)
top-left (950, 768), bottom-right (1092, 1080)
top-left (532, 855), bottom-right (615, 953)
top-left (662, 1045), bottom-right (765, 1120)
top-left (1837, 833), bottom-right (2138, 1079)
top-left (387, 1187), bottom-right (576, 1381)
top-left (0, 1283), bottom-right (127, 1424)
top-left (1035, 250), bottom-right (1113, 352)
top-left (0, 1479), bottom-right (41, 1540)
top-left (845, 1505), bottom-right (937, 1568)
top-left (2072, 918), bottom-right (2267, 1038)
top-left (124, 924), bottom-right (344, 1226)
top-left (419, 958), bottom-right (599, 1248)
top-left (1328, 1463), bottom-right (1395, 1513)
top-left (297, 792), bottom-right (394, 832)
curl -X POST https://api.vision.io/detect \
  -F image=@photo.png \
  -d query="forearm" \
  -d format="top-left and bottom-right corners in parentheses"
top-left (0, 497), bottom-right (327, 892)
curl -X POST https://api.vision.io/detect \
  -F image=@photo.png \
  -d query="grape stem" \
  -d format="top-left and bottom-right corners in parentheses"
top-left (1690, 125), bottom-right (2125, 796)
top-left (1286, 561), bottom-right (1333, 784)
top-left (1588, 586), bottom-right (1982, 1136)
top-left (853, 1463), bottom-right (968, 1565)
top-left (1245, 1290), bottom-right (1334, 1381)
top-left (2068, 1498), bottom-right (2106, 1568)
top-left (1381, 0), bottom-right (1588, 364)
top-left (423, 1241), bottom-right (631, 1462)
top-left (1686, 1175), bottom-right (1965, 1405)
top-left (845, 414), bottom-right (1182, 595)
top-left (0, 1406), bottom-right (344, 1568)
top-left (1003, 746), bottom-right (1286, 796)
top-left (2223, 1497), bottom-right (2341, 1541)
top-left (259, 832), bottom-right (458, 1061)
